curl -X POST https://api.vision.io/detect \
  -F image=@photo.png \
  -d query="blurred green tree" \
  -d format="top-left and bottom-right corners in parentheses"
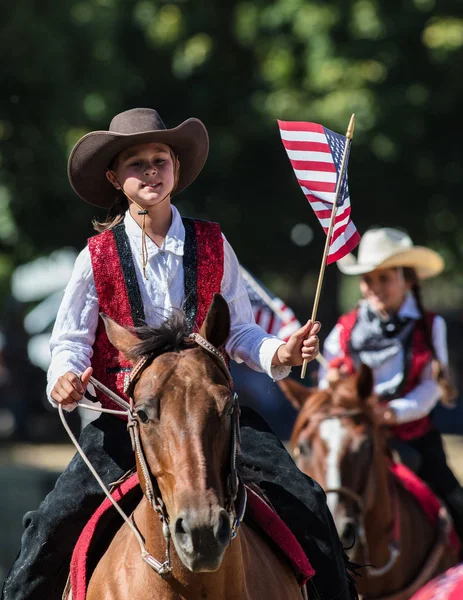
top-left (1, 0), bottom-right (463, 323)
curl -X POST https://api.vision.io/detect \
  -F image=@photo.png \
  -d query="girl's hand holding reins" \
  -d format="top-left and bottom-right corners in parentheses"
top-left (272, 320), bottom-right (321, 367)
top-left (51, 367), bottom-right (93, 406)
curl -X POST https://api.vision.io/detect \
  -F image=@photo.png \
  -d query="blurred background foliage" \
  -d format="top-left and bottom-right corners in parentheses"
top-left (1, 0), bottom-right (463, 327)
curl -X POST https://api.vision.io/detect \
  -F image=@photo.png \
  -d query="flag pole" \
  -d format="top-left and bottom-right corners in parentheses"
top-left (301, 113), bottom-right (355, 379)
top-left (241, 267), bottom-right (329, 369)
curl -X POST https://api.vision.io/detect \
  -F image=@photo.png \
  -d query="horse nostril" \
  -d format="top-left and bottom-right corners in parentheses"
top-left (175, 517), bottom-right (188, 536)
top-left (215, 509), bottom-right (231, 546)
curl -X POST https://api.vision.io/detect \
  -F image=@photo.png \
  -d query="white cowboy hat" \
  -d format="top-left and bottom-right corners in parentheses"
top-left (337, 227), bottom-right (444, 279)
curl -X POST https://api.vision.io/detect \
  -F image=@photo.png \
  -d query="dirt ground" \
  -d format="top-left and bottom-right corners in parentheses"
top-left (441, 434), bottom-right (463, 482)
top-left (2, 434), bottom-right (463, 480)
top-left (1, 434), bottom-right (463, 586)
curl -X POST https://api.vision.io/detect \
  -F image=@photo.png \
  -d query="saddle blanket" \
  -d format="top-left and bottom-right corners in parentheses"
top-left (69, 473), bottom-right (315, 599)
top-left (390, 461), bottom-right (460, 552)
top-left (410, 563), bottom-right (463, 600)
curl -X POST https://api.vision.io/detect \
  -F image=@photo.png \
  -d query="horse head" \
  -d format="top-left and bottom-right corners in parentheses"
top-left (101, 293), bottom-right (237, 573)
top-left (280, 365), bottom-right (385, 551)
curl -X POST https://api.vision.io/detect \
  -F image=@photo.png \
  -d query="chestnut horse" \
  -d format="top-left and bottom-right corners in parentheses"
top-left (83, 295), bottom-right (304, 600)
top-left (278, 367), bottom-right (458, 599)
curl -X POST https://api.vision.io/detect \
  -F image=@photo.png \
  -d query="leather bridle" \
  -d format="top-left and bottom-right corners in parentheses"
top-left (298, 409), bottom-right (401, 577)
top-left (59, 332), bottom-right (246, 579)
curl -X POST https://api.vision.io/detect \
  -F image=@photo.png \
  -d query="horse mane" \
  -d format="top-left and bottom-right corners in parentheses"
top-left (125, 310), bottom-right (195, 362)
top-left (290, 376), bottom-right (376, 449)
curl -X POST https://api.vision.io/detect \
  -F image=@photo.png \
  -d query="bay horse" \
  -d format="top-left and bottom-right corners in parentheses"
top-left (278, 367), bottom-right (458, 599)
top-left (83, 294), bottom-right (304, 600)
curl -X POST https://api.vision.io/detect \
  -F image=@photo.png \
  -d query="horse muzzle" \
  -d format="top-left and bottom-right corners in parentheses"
top-left (172, 506), bottom-right (231, 572)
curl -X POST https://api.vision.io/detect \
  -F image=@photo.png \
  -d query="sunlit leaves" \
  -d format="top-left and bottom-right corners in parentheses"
top-left (173, 34), bottom-right (213, 78)
top-left (71, 2), bottom-right (95, 23)
top-left (3, 0), bottom-right (463, 289)
top-left (138, 4), bottom-right (184, 47)
top-left (0, 121), bottom-right (13, 142)
top-left (0, 187), bottom-right (17, 243)
top-left (292, 4), bottom-right (339, 39)
top-left (83, 93), bottom-right (107, 120)
top-left (413, 0), bottom-right (435, 11)
top-left (93, 39), bottom-right (115, 61)
top-left (253, 88), bottom-right (306, 121)
top-left (133, 0), bottom-right (156, 27)
top-left (370, 133), bottom-right (397, 161)
top-left (422, 17), bottom-right (463, 51)
top-left (260, 44), bottom-right (295, 85)
top-left (405, 83), bottom-right (429, 106)
top-left (234, 2), bottom-right (260, 46)
top-left (350, 0), bottom-right (385, 40)
top-left (65, 128), bottom-right (91, 156)
top-left (260, 0), bottom-right (306, 29)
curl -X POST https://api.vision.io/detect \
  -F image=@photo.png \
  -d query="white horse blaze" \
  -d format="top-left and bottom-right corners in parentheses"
top-left (319, 418), bottom-right (348, 515)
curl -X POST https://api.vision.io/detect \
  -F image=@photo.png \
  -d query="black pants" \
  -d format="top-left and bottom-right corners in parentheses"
top-left (2, 408), bottom-right (355, 600)
top-left (391, 429), bottom-right (463, 542)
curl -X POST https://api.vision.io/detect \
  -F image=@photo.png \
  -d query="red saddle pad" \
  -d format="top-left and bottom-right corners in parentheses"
top-left (69, 473), bottom-right (315, 599)
top-left (390, 461), bottom-right (460, 552)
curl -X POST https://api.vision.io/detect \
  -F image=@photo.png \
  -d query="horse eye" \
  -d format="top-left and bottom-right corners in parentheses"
top-left (137, 409), bottom-right (150, 424)
top-left (298, 441), bottom-right (312, 457)
top-left (222, 396), bottom-right (236, 417)
top-left (226, 402), bottom-right (235, 416)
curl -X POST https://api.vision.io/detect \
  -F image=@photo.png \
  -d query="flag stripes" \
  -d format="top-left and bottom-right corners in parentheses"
top-left (278, 120), bottom-right (360, 263)
top-left (241, 267), bottom-right (301, 342)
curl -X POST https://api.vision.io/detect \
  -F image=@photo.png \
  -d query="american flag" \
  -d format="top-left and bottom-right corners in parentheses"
top-left (241, 267), bottom-right (301, 342)
top-left (278, 120), bottom-right (361, 264)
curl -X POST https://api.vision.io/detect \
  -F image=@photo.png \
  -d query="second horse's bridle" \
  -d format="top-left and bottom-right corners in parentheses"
top-left (296, 409), bottom-right (401, 577)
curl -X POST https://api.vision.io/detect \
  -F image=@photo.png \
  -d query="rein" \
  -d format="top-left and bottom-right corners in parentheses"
top-left (324, 484), bottom-right (400, 578)
top-left (58, 332), bottom-right (246, 580)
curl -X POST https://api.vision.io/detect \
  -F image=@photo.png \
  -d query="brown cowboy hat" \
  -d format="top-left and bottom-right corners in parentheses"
top-left (68, 108), bottom-right (209, 207)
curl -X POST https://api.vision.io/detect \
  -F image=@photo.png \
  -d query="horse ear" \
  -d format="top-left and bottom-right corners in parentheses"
top-left (357, 363), bottom-right (374, 401)
top-left (100, 313), bottom-right (139, 363)
top-left (277, 377), bottom-right (315, 410)
top-left (199, 293), bottom-right (231, 349)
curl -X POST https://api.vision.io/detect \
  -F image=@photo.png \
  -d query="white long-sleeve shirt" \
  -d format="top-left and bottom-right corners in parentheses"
top-left (318, 294), bottom-right (448, 424)
top-left (47, 206), bottom-right (290, 405)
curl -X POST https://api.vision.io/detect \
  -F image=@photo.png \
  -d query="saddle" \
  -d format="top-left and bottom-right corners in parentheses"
top-left (66, 472), bottom-right (315, 600)
top-left (389, 460), bottom-right (460, 552)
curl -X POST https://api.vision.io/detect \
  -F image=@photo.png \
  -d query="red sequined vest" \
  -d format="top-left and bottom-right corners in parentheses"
top-left (333, 308), bottom-right (436, 441)
top-left (88, 218), bottom-right (224, 412)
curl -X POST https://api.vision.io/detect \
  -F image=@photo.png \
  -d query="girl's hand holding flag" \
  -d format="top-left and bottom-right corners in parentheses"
top-left (272, 319), bottom-right (321, 367)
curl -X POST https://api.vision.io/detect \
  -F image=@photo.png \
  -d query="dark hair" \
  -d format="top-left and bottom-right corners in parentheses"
top-left (126, 310), bottom-right (193, 363)
top-left (92, 191), bottom-right (128, 233)
top-left (402, 267), bottom-right (457, 406)
top-left (92, 147), bottom-right (180, 233)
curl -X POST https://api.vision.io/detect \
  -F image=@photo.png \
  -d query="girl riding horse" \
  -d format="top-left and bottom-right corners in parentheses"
top-left (319, 227), bottom-right (463, 543)
top-left (280, 364), bottom-right (459, 598)
top-left (2, 108), bottom-right (356, 600)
